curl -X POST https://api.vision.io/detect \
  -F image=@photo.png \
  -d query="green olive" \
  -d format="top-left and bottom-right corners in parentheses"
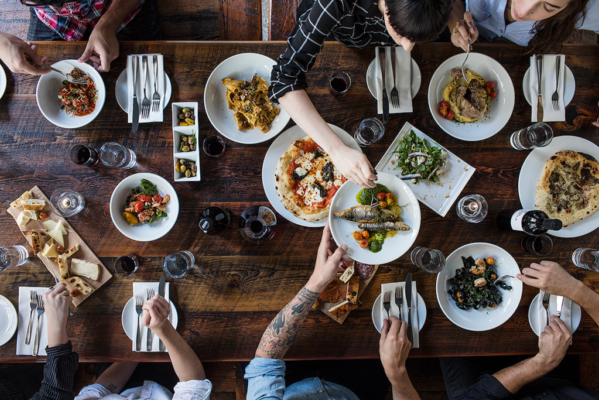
top-left (181, 136), bottom-right (188, 142)
top-left (182, 145), bottom-right (190, 152)
top-left (191, 171), bottom-right (196, 177)
top-left (185, 169), bottom-right (192, 178)
top-left (182, 107), bottom-right (190, 113)
top-left (180, 165), bottom-right (187, 173)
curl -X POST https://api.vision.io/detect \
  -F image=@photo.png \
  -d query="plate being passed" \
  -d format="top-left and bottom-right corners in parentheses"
top-left (122, 297), bottom-right (178, 340)
top-left (528, 293), bottom-right (581, 337)
top-left (0, 295), bottom-right (17, 347)
top-left (372, 292), bottom-right (426, 333)
top-left (116, 69), bottom-right (172, 112)
top-left (366, 58), bottom-right (421, 100)
top-left (262, 123), bottom-right (362, 227)
top-left (436, 243), bottom-right (523, 332)
top-left (329, 172), bottom-right (421, 265)
top-left (427, 53), bottom-right (515, 142)
top-left (518, 136), bottom-right (599, 238)
top-left (523, 65), bottom-right (575, 107)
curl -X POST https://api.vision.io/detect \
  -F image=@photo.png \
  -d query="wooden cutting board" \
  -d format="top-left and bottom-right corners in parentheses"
top-left (7, 186), bottom-right (112, 306)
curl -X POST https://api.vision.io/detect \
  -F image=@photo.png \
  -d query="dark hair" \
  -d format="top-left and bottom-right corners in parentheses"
top-left (527, 0), bottom-right (589, 54)
top-left (385, 0), bottom-right (452, 42)
top-left (21, 0), bottom-right (71, 7)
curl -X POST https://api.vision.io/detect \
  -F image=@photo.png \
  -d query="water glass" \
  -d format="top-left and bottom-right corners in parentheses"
top-left (521, 235), bottom-right (553, 256)
top-left (510, 123), bottom-right (553, 150)
top-left (456, 194), bottom-right (488, 223)
top-left (164, 251), bottom-right (195, 279)
top-left (100, 142), bottom-right (137, 169)
top-left (69, 144), bottom-right (99, 166)
top-left (114, 254), bottom-right (142, 277)
top-left (0, 245), bottom-right (28, 272)
top-left (329, 71), bottom-right (351, 96)
top-left (410, 246), bottom-right (446, 273)
top-left (354, 118), bottom-right (385, 147)
top-left (50, 189), bottom-right (84, 217)
top-left (572, 248), bottom-right (599, 272)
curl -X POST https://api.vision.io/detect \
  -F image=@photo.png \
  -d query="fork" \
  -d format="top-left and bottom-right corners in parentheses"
top-left (383, 291), bottom-right (391, 319)
top-left (141, 56), bottom-right (151, 119)
top-left (25, 57), bottom-right (87, 85)
top-left (135, 294), bottom-right (144, 351)
top-left (25, 291), bottom-right (37, 345)
top-left (542, 292), bottom-right (551, 326)
top-left (394, 286), bottom-right (403, 321)
top-left (390, 48), bottom-right (399, 108)
top-left (461, 40), bottom-right (471, 84)
top-left (32, 295), bottom-right (44, 356)
top-left (151, 55), bottom-right (161, 112)
top-left (552, 56), bottom-right (561, 112)
top-left (146, 289), bottom-right (155, 351)
top-left (493, 275), bottom-right (515, 286)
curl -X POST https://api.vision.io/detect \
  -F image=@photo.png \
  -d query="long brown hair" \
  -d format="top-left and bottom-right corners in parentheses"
top-left (527, 0), bottom-right (589, 54)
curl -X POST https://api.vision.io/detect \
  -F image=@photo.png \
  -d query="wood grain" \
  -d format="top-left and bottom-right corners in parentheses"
top-left (0, 42), bottom-right (598, 362)
top-left (269, 0), bottom-right (300, 40)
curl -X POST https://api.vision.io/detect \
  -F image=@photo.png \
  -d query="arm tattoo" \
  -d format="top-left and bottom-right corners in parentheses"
top-left (106, 383), bottom-right (117, 392)
top-left (256, 286), bottom-right (319, 359)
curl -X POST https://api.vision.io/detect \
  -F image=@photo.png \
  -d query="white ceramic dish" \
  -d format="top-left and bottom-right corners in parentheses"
top-left (329, 172), bottom-right (421, 264)
top-left (122, 297), bottom-right (178, 340)
top-left (262, 123), bottom-right (362, 227)
top-left (116, 69), bottom-right (172, 112)
top-left (204, 53), bottom-right (291, 144)
top-left (376, 122), bottom-right (476, 217)
top-left (0, 63), bottom-right (6, 100)
top-left (528, 293), bottom-right (581, 337)
top-left (0, 295), bottom-right (17, 347)
top-left (436, 243), bottom-right (523, 332)
top-left (366, 58), bottom-right (421, 99)
top-left (522, 65), bottom-right (575, 107)
top-left (36, 60), bottom-right (105, 129)
top-left (372, 292), bottom-right (426, 333)
top-left (518, 136), bottom-right (599, 238)
top-left (172, 102), bottom-right (201, 182)
top-left (110, 173), bottom-right (180, 242)
top-left (428, 53), bottom-right (515, 142)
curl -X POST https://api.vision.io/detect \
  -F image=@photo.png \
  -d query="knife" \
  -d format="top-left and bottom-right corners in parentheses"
top-left (405, 273), bottom-right (413, 344)
top-left (158, 274), bottom-right (166, 352)
top-left (555, 295), bottom-right (564, 318)
top-left (131, 56), bottom-right (139, 133)
top-left (380, 48), bottom-right (389, 125)
top-left (536, 54), bottom-right (543, 123)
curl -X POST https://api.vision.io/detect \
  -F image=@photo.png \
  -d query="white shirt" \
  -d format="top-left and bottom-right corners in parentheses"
top-left (76, 380), bottom-right (212, 400)
top-left (467, 0), bottom-right (599, 46)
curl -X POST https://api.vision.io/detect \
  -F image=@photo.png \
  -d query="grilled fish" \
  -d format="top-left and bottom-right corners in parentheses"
top-left (334, 205), bottom-right (397, 223)
top-left (357, 221), bottom-right (410, 232)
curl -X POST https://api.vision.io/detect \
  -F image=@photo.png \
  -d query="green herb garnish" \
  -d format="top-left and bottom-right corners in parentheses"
top-left (391, 130), bottom-right (446, 183)
top-left (139, 179), bottom-right (158, 196)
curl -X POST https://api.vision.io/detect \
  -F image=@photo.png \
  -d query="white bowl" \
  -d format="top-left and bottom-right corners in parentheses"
top-left (204, 53), bottom-right (291, 144)
top-left (36, 60), bottom-right (105, 129)
top-left (110, 173), bottom-right (179, 242)
top-left (436, 243), bottom-right (523, 332)
top-left (428, 53), bottom-right (515, 142)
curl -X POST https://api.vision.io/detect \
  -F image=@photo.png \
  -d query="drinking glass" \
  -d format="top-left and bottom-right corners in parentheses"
top-left (572, 248), bottom-right (599, 272)
top-left (410, 246), bottom-right (446, 273)
top-left (203, 135), bottom-right (226, 158)
top-left (329, 71), bottom-right (351, 96)
top-left (354, 118), bottom-right (385, 147)
top-left (239, 206), bottom-right (277, 244)
top-left (114, 254), bottom-right (142, 277)
top-left (456, 194), bottom-right (488, 223)
top-left (50, 189), bottom-right (84, 217)
top-left (199, 207), bottom-right (231, 235)
top-left (0, 245), bottom-right (28, 272)
top-left (100, 142), bottom-right (137, 169)
top-left (69, 144), bottom-right (99, 166)
top-left (521, 235), bottom-right (553, 256)
top-left (510, 123), bottom-right (553, 150)
top-left (164, 251), bottom-right (195, 279)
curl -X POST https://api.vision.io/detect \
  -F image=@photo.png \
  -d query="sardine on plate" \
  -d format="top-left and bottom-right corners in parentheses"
top-left (357, 221), bottom-right (410, 232)
top-left (334, 205), bottom-right (397, 223)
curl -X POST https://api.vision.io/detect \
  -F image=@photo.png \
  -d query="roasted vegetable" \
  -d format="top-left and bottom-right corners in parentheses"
top-left (123, 211), bottom-right (139, 226)
top-left (313, 182), bottom-right (326, 197)
top-left (322, 161), bottom-right (334, 182)
top-left (292, 167), bottom-right (308, 180)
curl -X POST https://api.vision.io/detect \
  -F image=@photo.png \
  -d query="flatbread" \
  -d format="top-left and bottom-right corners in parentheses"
top-left (57, 255), bottom-right (69, 280)
top-left (25, 230), bottom-right (47, 255)
top-left (535, 150), bottom-right (599, 227)
top-left (67, 276), bottom-right (94, 295)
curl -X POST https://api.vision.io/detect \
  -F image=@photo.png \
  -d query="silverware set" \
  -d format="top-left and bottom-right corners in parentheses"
top-left (131, 55), bottom-right (161, 132)
top-left (551, 56), bottom-right (561, 112)
top-left (378, 47), bottom-right (401, 124)
top-left (536, 54), bottom-right (562, 121)
top-left (389, 48), bottom-right (399, 109)
top-left (382, 279), bottom-right (413, 343)
top-left (25, 291), bottom-right (45, 356)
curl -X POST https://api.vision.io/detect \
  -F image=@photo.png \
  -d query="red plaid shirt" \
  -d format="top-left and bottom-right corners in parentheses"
top-left (34, 0), bottom-right (145, 41)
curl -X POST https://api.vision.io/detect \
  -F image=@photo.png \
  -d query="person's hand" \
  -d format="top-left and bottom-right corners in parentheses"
top-left (380, 316), bottom-right (411, 383)
top-left (518, 261), bottom-right (580, 296)
top-left (307, 220), bottom-right (348, 292)
top-left (593, 101), bottom-right (599, 128)
top-left (534, 316), bottom-right (571, 372)
top-left (78, 23), bottom-right (119, 72)
top-left (329, 144), bottom-right (377, 188)
top-left (0, 32), bottom-right (49, 75)
top-left (141, 294), bottom-right (172, 335)
top-left (451, 12), bottom-right (479, 52)
top-left (43, 281), bottom-right (73, 347)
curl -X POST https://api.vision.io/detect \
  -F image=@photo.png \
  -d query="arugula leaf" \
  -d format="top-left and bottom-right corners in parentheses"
top-left (139, 179), bottom-right (158, 196)
top-left (148, 213), bottom-right (159, 224)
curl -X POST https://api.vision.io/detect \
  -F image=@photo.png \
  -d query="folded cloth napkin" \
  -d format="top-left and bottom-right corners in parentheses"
top-left (132, 282), bottom-right (170, 352)
top-left (376, 46), bottom-right (412, 114)
top-left (530, 54), bottom-right (566, 122)
top-left (532, 291), bottom-right (574, 336)
top-left (380, 281), bottom-right (419, 348)
top-left (17, 287), bottom-right (49, 356)
top-left (127, 54), bottom-right (165, 123)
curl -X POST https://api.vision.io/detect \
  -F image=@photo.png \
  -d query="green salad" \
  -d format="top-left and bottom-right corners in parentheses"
top-left (391, 130), bottom-right (446, 183)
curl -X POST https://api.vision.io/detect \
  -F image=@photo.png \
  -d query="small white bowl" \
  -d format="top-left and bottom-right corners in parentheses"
top-left (172, 102), bottom-right (200, 182)
top-left (36, 60), bottom-right (105, 129)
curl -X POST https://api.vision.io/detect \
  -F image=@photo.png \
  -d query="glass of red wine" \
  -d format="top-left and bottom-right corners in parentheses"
top-left (199, 207), bottom-right (231, 235)
top-left (114, 254), bottom-right (142, 277)
top-left (69, 144), bottom-right (99, 166)
top-left (521, 235), bottom-right (553, 256)
top-left (329, 71), bottom-right (351, 97)
top-left (203, 135), bottom-right (226, 158)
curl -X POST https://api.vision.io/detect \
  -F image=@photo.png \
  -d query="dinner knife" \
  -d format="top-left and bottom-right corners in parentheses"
top-left (555, 295), bottom-right (564, 318)
top-left (536, 54), bottom-right (543, 123)
top-left (158, 274), bottom-right (166, 352)
top-left (380, 48), bottom-right (389, 125)
top-left (405, 273), bottom-right (413, 344)
top-left (132, 56), bottom-right (139, 133)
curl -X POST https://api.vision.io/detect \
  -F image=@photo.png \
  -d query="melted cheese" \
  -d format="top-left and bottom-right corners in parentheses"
top-left (334, 179), bottom-right (343, 187)
top-left (334, 169), bottom-right (342, 181)
top-left (301, 152), bottom-right (315, 170)
top-left (304, 185), bottom-right (324, 206)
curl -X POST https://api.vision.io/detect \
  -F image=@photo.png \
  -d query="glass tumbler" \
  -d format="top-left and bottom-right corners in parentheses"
top-left (572, 248), bottom-right (599, 272)
top-left (329, 71), bottom-right (351, 96)
top-left (354, 118), bottom-right (385, 146)
top-left (0, 245), bottom-right (28, 272)
top-left (50, 189), bottom-right (85, 217)
top-left (510, 123), bottom-right (553, 150)
top-left (164, 251), bottom-right (195, 279)
top-left (100, 142), bottom-right (137, 169)
top-left (410, 246), bottom-right (446, 273)
top-left (114, 254), bottom-right (143, 277)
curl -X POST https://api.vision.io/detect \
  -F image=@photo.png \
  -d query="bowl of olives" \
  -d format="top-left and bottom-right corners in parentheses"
top-left (172, 102), bottom-right (200, 182)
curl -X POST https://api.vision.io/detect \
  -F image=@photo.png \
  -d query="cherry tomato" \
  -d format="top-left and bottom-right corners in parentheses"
top-left (379, 201), bottom-right (388, 208)
top-left (134, 201), bottom-right (145, 212)
top-left (385, 193), bottom-right (393, 199)
top-left (38, 211), bottom-right (48, 220)
top-left (377, 192), bottom-right (386, 200)
top-left (138, 194), bottom-right (152, 203)
top-left (361, 230), bottom-right (370, 239)
top-left (438, 101), bottom-right (450, 118)
top-left (485, 81), bottom-right (495, 89)
top-left (70, 289), bottom-right (80, 297)
top-left (486, 257), bottom-right (495, 265)
top-left (485, 86), bottom-right (492, 95)
top-left (153, 194), bottom-right (163, 203)
top-left (359, 239), bottom-right (369, 248)
top-left (353, 232), bottom-right (361, 240)
top-left (445, 110), bottom-right (455, 120)
top-left (56, 245), bottom-right (65, 254)
top-left (489, 91), bottom-right (498, 98)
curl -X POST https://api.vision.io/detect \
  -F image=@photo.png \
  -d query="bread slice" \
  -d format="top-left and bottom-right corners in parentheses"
top-left (70, 258), bottom-right (100, 281)
top-left (346, 275), bottom-right (360, 305)
top-left (21, 199), bottom-right (45, 211)
top-left (11, 191), bottom-right (32, 208)
top-left (25, 230), bottom-right (47, 255)
top-left (67, 276), bottom-right (94, 295)
top-left (22, 210), bottom-right (38, 221)
top-left (57, 255), bottom-right (69, 280)
top-left (328, 300), bottom-right (359, 318)
top-left (62, 244), bottom-right (80, 259)
top-left (17, 212), bottom-right (31, 228)
top-left (339, 261), bottom-right (355, 283)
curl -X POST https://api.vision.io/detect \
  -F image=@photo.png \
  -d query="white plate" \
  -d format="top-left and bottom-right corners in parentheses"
top-left (329, 172), bottom-right (421, 264)
top-left (204, 53), bottom-right (291, 144)
top-left (518, 136), bottom-right (599, 238)
top-left (427, 53), bottom-right (515, 142)
top-left (523, 65), bottom-right (575, 107)
top-left (436, 243), bottom-right (523, 332)
top-left (0, 63), bottom-right (6, 100)
top-left (376, 122), bottom-right (476, 217)
top-left (122, 297), bottom-right (178, 340)
top-left (0, 295), bottom-right (17, 347)
top-left (372, 292), bottom-right (426, 333)
top-left (262, 123), bottom-right (362, 227)
top-left (110, 173), bottom-right (180, 242)
top-left (366, 58), bottom-right (421, 99)
top-left (36, 60), bottom-right (106, 129)
top-left (528, 293), bottom-right (581, 337)
top-left (116, 69), bottom-right (172, 112)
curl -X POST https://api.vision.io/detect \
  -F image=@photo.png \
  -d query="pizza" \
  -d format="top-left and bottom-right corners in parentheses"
top-left (535, 150), bottom-right (599, 227)
top-left (275, 136), bottom-right (346, 221)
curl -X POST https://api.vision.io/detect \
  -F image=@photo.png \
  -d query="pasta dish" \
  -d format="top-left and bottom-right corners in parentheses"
top-left (58, 68), bottom-right (97, 117)
top-left (222, 75), bottom-right (280, 132)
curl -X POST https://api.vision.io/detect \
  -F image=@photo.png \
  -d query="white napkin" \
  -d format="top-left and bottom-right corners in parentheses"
top-left (380, 281), bottom-right (419, 348)
top-left (132, 282), bottom-right (170, 352)
top-left (127, 54), bottom-right (165, 123)
top-left (17, 287), bottom-right (49, 356)
top-left (376, 47), bottom-right (412, 114)
top-left (532, 291), bottom-right (574, 336)
top-left (530, 54), bottom-right (565, 122)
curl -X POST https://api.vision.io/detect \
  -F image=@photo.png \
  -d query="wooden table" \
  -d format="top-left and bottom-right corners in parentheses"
top-left (1, 42), bottom-right (598, 363)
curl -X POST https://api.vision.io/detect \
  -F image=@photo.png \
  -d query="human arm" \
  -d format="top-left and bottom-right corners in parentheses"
top-left (0, 32), bottom-right (49, 75)
top-left (93, 362), bottom-right (139, 393)
top-left (447, 0), bottom-right (479, 52)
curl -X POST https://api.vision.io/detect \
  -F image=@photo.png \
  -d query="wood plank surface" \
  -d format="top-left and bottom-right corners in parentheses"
top-left (0, 42), bottom-right (598, 362)
top-left (269, 0), bottom-right (300, 40)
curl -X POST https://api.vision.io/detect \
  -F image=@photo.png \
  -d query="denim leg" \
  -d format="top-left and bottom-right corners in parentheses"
top-left (27, 7), bottom-right (63, 41)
